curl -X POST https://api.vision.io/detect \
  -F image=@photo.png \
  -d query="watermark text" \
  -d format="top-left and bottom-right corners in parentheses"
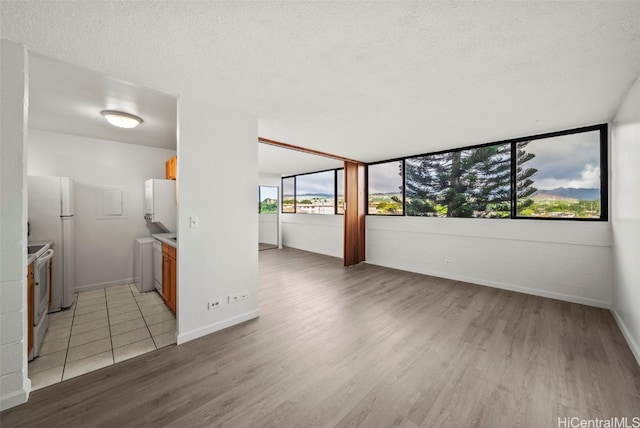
top-left (558, 417), bottom-right (640, 428)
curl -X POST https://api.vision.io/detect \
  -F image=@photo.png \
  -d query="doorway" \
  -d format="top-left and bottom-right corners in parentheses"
top-left (259, 186), bottom-right (279, 251)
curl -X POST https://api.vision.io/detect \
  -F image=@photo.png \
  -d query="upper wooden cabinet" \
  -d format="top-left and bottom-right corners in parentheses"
top-left (165, 155), bottom-right (177, 180)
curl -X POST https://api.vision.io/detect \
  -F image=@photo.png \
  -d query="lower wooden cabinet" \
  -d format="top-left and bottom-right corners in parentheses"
top-left (27, 262), bottom-right (34, 356)
top-left (162, 243), bottom-right (177, 314)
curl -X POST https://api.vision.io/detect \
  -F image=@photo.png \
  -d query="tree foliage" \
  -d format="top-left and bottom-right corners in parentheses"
top-left (259, 202), bottom-right (278, 213)
top-left (405, 143), bottom-right (537, 218)
top-left (515, 141), bottom-right (538, 212)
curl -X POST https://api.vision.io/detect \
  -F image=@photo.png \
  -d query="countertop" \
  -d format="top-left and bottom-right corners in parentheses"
top-left (27, 240), bottom-right (54, 265)
top-left (152, 233), bottom-right (177, 248)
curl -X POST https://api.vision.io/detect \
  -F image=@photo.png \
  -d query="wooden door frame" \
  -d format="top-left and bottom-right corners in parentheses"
top-left (258, 138), bottom-right (366, 266)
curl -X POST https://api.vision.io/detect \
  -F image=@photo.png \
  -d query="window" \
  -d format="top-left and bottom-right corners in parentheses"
top-left (295, 170), bottom-right (335, 214)
top-left (367, 124), bottom-right (607, 221)
top-left (259, 186), bottom-right (278, 213)
top-left (336, 169), bottom-right (345, 214)
top-left (282, 177), bottom-right (295, 213)
top-left (368, 160), bottom-right (403, 215)
top-left (281, 169), bottom-right (343, 215)
top-left (515, 130), bottom-right (603, 219)
top-left (405, 144), bottom-right (510, 218)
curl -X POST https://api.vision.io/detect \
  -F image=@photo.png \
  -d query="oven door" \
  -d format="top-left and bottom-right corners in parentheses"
top-left (34, 249), bottom-right (54, 325)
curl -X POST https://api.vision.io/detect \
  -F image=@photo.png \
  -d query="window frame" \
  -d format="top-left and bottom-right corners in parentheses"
top-left (366, 159), bottom-right (406, 216)
top-left (366, 123), bottom-right (608, 221)
top-left (336, 168), bottom-right (345, 215)
top-left (258, 185), bottom-right (279, 214)
top-left (510, 124), bottom-right (608, 221)
top-left (281, 168), bottom-right (344, 215)
top-left (404, 143), bottom-right (512, 219)
top-left (281, 176), bottom-right (296, 214)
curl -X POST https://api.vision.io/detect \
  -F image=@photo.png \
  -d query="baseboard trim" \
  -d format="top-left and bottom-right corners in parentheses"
top-left (0, 384), bottom-right (29, 412)
top-left (365, 259), bottom-right (611, 309)
top-left (612, 309), bottom-right (640, 367)
top-left (177, 309), bottom-right (260, 345)
top-left (75, 278), bottom-right (133, 293)
top-left (281, 243), bottom-right (341, 259)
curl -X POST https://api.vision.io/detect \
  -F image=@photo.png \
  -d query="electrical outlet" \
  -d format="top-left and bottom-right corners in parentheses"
top-left (228, 293), bottom-right (248, 303)
top-left (208, 300), bottom-right (221, 310)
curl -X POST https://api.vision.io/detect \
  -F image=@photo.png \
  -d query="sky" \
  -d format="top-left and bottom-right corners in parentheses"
top-left (369, 161), bottom-right (403, 194)
top-left (260, 186), bottom-right (278, 202)
top-left (287, 130), bottom-right (600, 197)
top-left (294, 170), bottom-right (335, 195)
top-left (367, 131), bottom-right (600, 194)
top-left (524, 130), bottom-right (600, 190)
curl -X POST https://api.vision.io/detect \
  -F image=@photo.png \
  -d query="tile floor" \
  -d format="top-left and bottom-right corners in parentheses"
top-left (29, 283), bottom-right (176, 390)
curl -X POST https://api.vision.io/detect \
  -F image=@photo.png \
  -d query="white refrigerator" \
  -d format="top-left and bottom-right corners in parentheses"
top-left (28, 176), bottom-right (76, 312)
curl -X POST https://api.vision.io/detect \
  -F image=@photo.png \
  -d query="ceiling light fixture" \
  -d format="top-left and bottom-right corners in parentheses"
top-left (100, 110), bottom-right (143, 129)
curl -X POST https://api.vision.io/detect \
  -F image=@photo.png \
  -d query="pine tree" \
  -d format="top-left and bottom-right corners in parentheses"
top-left (464, 144), bottom-right (511, 217)
top-left (405, 152), bottom-right (449, 216)
top-left (515, 141), bottom-right (538, 212)
top-left (405, 143), bottom-right (534, 218)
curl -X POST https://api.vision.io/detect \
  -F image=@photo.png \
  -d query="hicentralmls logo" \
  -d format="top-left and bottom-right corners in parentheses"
top-left (558, 417), bottom-right (640, 428)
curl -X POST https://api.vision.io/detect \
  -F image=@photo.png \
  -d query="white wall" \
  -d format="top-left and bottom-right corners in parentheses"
top-left (28, 129), bottom-right (176, 291)
top-left (611, 75), bottom-right (640, 364)
top-left (279, 209), bottom-right (613, 307)
top-left (281, 214), bottom-right (343, 258)
top-left (0, 40), bottom-right (30, 410)
top-left (259, 214), bottom-right (278, 246)
top-left (259, 172), bottom-right (280, 187)
top-left (260, 171), bottom-right (344, 256)
top-left (177, 97), bottom-right (259, 344)
top-left (367, 216), bottom-right (612, 307)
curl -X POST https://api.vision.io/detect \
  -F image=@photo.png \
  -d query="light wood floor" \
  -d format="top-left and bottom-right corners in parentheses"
top-left (259, 242), bottom-right (278, 251)
top-left (2, 247), bottom-right (639, 427)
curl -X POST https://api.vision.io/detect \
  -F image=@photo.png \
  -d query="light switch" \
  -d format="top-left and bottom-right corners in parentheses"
top-left (190, 216), bottom-right (199, 228)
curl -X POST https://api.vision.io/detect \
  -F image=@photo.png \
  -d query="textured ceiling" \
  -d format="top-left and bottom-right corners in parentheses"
top-left (29, 53), bottom-right (177, 150)
top-left (2, 1), bottom-right (640, 170)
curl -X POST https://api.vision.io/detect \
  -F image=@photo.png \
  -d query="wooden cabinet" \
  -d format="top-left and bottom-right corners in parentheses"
top-left (27, 262), bottom-right (34, 357)
top-left (162, 243), bottom-right (177, 314)
top-left (165, 155), bottom-right (177, 180)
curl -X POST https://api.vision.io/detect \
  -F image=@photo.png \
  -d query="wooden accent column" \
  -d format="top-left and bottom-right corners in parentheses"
top-left (258, 137), bottom-right (366, 266)
top-left (343, 161), bottom-right (366, 266)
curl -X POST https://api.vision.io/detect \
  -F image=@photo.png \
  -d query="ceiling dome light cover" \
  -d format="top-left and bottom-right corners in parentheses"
top-left (100, 110), bottom-right (143, 128)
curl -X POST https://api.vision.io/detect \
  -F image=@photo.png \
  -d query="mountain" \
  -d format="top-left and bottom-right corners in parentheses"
top-left (296, 193), bottom-right (334, 198)
top-left (534, 187), bottom-right (599, 201)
